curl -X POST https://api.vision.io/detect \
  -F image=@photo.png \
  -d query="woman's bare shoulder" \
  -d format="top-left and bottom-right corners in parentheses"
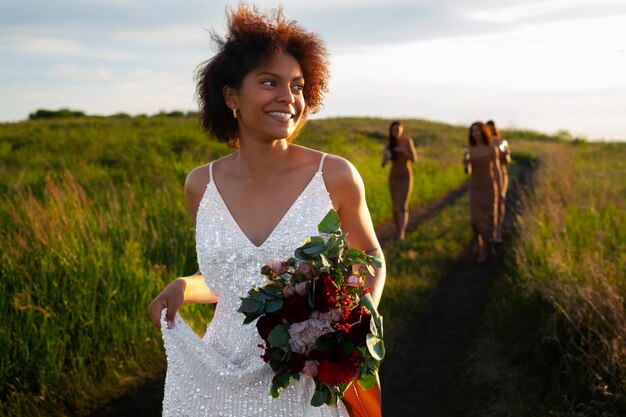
top-left (321, 154), bottom-right (364, 205)
top-left (322, 153), bottom-right (359, 181)
top-left (185, 164), bottom-right (210, 195)
top-left (184, 162), bottom-right (215, 220)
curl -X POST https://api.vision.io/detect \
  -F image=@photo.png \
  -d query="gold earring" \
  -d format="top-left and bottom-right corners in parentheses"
top-left (233, 108), bottom-right (237, 119)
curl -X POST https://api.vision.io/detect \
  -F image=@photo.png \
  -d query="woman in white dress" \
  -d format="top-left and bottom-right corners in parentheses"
top-left (147, 5), bottom-right (386, 417)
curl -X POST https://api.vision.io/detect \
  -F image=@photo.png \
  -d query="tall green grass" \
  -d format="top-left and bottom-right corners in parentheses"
top-left (0, 116), bottom-right (469, 415)
top-left (480, 140), bottom-right (626, 416)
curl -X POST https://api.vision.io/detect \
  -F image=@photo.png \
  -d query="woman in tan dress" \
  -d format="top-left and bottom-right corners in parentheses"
top-left (464, 121), bottom-right (500, 263)
top-left (486, 120), bottom-right (511, 243)
top-left (381, 120), bottom-right (417, 241)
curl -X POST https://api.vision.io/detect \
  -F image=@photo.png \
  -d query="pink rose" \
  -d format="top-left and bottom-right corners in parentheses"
top-left (297, 263), bottom-right (315, 279)
top-left (268, 259), bottom-right (287, 275)
top-left (302, 360), bottom-right (319, 378)
top-left (295, 281), bottom-right (308, 296)
top-left (346, 275), bottom-right (361, 288)
top-left (282, 285), bottom-right (296, 297)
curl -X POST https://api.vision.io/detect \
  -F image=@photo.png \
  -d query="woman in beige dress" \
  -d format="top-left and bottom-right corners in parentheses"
top-left (464, 122), bottom-right (500, 263)
top-left (486, 120), bottom-right (511, 242)
top-left (381, 121), bottom-right (417, 241)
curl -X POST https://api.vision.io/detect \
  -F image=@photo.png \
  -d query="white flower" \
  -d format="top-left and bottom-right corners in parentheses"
top-left (287, 312), bottom-right (340, 354)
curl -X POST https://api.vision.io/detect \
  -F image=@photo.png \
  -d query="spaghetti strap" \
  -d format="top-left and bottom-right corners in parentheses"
top-left (208, 162), bottom-right (214, 183)
top-left (317, 153), bottom-right (328, 174)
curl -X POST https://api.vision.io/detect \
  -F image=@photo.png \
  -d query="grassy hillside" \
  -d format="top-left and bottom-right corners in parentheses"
top-left (2, 115), bottom-right (623, 416)
top-left (0, 115), bottom-right (468, 416)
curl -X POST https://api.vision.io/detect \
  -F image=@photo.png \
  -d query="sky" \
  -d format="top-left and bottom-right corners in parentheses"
top-left (1, 0), bottom-right (626, 141)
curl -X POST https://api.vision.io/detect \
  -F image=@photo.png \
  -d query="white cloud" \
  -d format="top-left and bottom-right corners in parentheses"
top-left (110, 25), bottom-right (207, 46)
top-left (467, 0), bottom-right (588, 22)
top-left (49, 65), bottom-right (113, 80)
top-left (322, 13), bottom-right (626, 140)
top-left (0, 35), bottom-right (86, 55)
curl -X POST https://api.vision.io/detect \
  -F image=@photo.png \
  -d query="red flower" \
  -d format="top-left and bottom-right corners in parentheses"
top-left (340, 307), bottom-right (372, 342)
top-left (256, 314), bottom-right (283, 343)
top-left (286, 352), bottom-right (307, 373)
top-left (279, 294), bottom-right (312, 323)
top-left (309, 348), bottom-right (361, 386)
top-left (314, 273), bottom-right (339, 312)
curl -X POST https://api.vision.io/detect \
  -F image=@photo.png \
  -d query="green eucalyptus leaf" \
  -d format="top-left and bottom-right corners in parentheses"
top-left (311, 388), bottom-right (325, 407)
top-left (319, 253), bottom-right (331, 267)
top-left (251, 290), bottom-right (273, 302)
top-left (369, 315), bottom-right (380, 338)
top-left (268, 324), bottom-right (290, 347)
top-left (317, 209), bottom-right (341, 234)
top-left (273, 370), bottom-right (292, 388)
top-left (303, 243), bottom-right (325, 255)
top-left (364, 357), bottom-right (380, 370)
top-left (357, 373), bottom-right (377, 390)
top-left (239, 298), bottom-right (263, 314)
top-left (242, 312), bottom-right (262, 325)
top-left (345, 248), bottom-right (365, 262)
top-left (264, 299), bottom-right (284, 313)
top-left (269, 384), bottom-right (282, 398)
top-left (368, 256), bottom-right (382, 268)
top-left (294, 248), bottom-right (315, 261)
top-left (262, 285), bottom-right (281, 296)
top-left (366, 334), bottom-right (386, 361)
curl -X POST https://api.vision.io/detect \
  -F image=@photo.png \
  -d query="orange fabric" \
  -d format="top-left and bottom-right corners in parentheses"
top-left (341, 375), bottom-right (381, 417)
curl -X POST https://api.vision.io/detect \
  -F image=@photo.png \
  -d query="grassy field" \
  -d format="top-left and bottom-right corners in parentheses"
top-left (457, 140), bottom-right (626, 416)
top-left (2, 115), bottom-right (624, 416)
top-left (0, 115), bottom-right (469, 416)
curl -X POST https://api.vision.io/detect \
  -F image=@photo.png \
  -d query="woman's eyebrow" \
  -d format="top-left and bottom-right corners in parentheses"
top-left (254, 71), bottom-right (304, 81)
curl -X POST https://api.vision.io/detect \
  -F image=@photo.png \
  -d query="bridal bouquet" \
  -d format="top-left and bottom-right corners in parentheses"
top-left (238, 209), bottom-right (384, 407)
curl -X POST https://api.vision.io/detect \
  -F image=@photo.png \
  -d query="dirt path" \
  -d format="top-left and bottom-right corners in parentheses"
top-left (86, 168), bottom-right (531, 417)
top-left (380, 166), bottom-right (533, 417)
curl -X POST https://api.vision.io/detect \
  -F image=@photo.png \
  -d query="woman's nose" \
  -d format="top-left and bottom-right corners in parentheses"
top-left (277, 85), bottom-right (295, 103)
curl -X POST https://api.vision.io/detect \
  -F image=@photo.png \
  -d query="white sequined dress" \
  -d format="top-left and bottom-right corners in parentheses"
top-left (161, 153), bottom-right (349, 417)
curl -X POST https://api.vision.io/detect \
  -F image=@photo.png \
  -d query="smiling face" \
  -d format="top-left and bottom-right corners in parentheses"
top-left (224, 52), bottom-right (306, 143)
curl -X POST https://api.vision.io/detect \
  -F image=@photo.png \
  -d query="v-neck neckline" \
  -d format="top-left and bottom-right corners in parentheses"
top-left (210, 172), bottom-right (320, 249)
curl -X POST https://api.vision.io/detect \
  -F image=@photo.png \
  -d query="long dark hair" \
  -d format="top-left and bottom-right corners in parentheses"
top-left (468, 121), bottom-right (492, 146)
top-left (388, 120), bottom-right (403, 161)
top-left (486, 120), bottom-right (500, 139)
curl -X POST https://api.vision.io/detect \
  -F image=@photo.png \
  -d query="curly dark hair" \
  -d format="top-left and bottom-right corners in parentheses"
top-left (468, 121), bottom-right (493, 146)
top-left (195, 5), bottom-right (330, 147)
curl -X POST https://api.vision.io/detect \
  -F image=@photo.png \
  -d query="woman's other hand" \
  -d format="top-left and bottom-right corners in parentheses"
top-left (148, 279), bottom-right (186, 330)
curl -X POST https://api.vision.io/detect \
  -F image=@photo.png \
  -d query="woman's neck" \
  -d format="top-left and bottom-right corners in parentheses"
top-left (231, 139), bottom-right (291, 178)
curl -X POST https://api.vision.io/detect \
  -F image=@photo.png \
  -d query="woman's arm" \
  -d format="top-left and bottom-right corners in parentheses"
top-left (148, 274), bottom-right (218, 329)
top-left (404, 138), bottom-right (418, 162)
top-left (324, 155), bottom-right (386, 307)
top-left (147, 165), bottom-right (218, 330)
top-left (463, 147), bottom-right (471, 175)
top-left (503, 141), bottom-right (512, 165)
top-left (491, 147), bottom-right (503, 190)
top-left (381, 145), bottom-right (391, 167)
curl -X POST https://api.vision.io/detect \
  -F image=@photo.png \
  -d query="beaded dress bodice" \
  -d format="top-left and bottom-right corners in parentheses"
top-left (160, 154), bottom-right (348, 417)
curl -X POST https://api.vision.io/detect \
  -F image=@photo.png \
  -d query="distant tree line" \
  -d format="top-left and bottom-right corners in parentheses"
top-left (28, 108), bottom-right (198, 120)
top-left (28, 108), bottom-right (87, 119)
